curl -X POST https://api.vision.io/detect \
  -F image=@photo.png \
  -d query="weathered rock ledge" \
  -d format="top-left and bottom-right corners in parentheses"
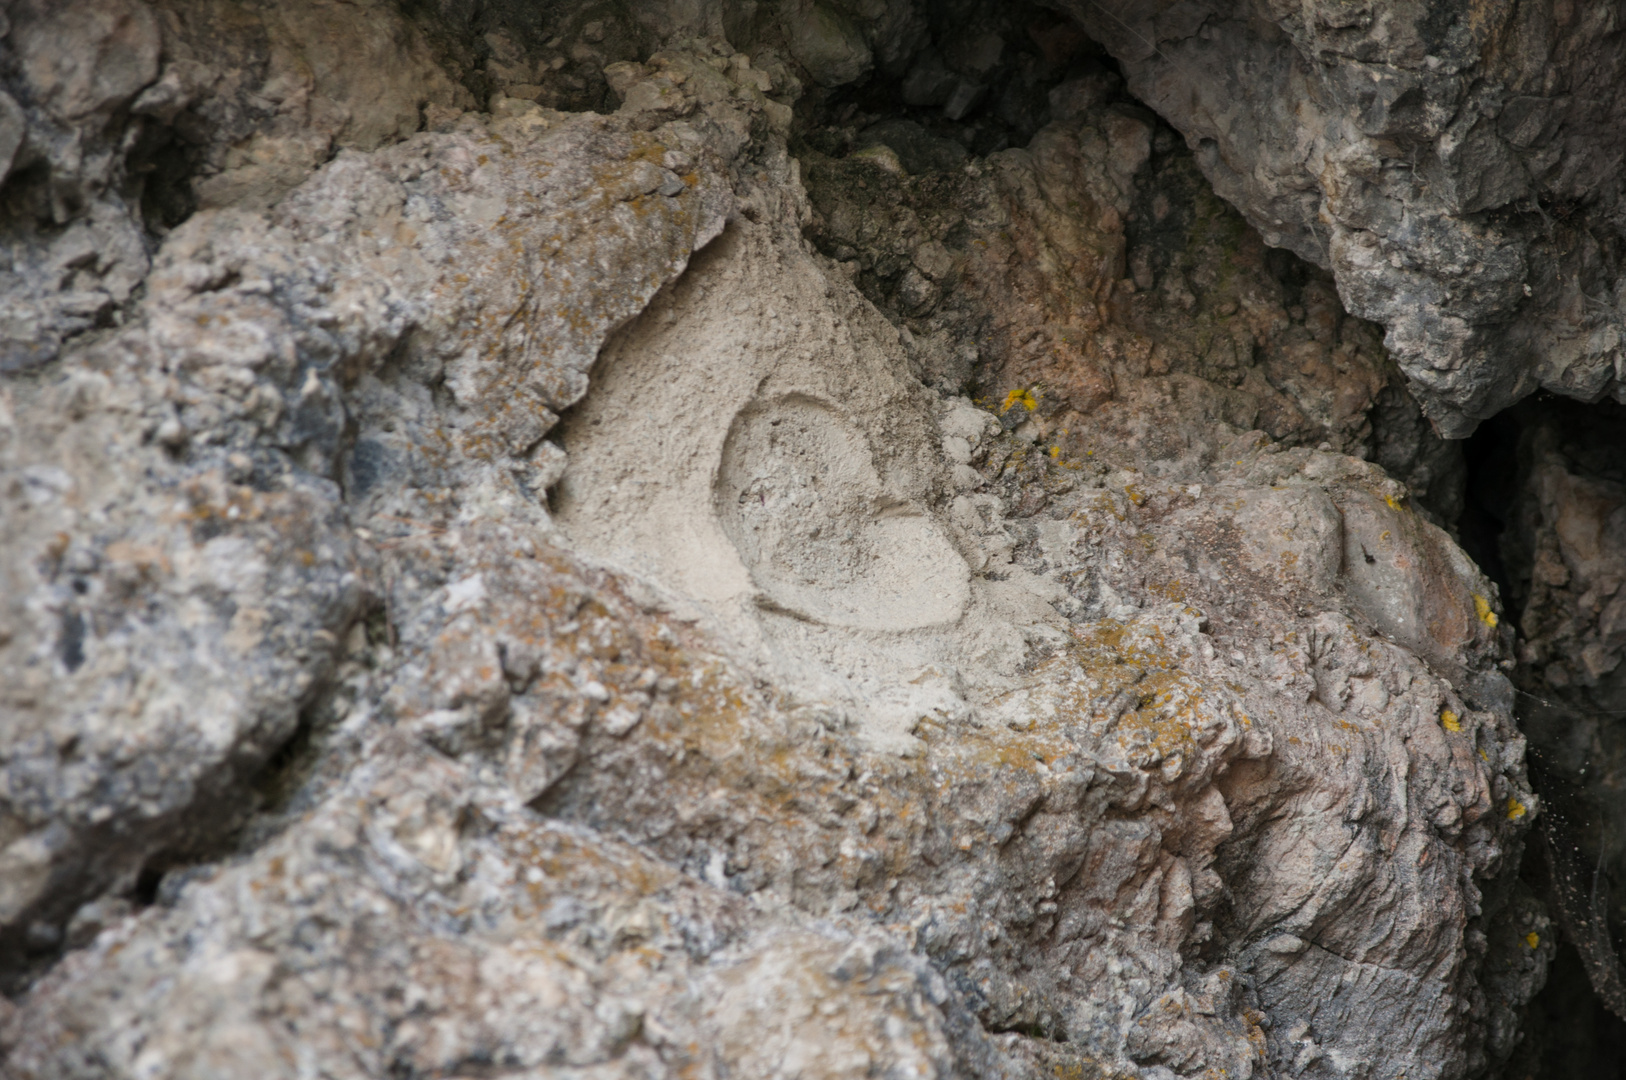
top-left (1058, 0), bottom-right (1626, 436)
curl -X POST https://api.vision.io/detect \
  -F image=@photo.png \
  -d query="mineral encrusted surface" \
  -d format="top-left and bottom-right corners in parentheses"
top-left (0, 2), bottom-right (1582, 1079)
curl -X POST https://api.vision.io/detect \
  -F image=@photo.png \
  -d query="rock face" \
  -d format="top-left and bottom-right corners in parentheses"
top-left (1055, 0), bottom-right (1626, 437)
top-left (0, 2), bottom-right (1582, 1078)
top-left (0, 0), bottom-right (471, 371)
top-left (1460, 394), bottom-right (1626, 1045)
top-left (0, 81), bottom-right (731, 974)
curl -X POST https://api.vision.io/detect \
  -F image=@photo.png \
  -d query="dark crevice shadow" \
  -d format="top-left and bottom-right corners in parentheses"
top-left (1454, 393), bottom-right (1626, 1076)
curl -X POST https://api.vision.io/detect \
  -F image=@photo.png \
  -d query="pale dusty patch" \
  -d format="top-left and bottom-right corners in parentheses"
top-left (556, 220), bottom-right (1062, 753)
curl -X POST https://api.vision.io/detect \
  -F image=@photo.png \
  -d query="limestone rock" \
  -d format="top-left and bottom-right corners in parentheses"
top-left (1054, 0), bottom-right (1626, 435)
top-left (0, 5), bottom-right (1572, 1080)
top-left (782, 3), bottom-right (873, 87)
top-left (0, 0), bottom-right (470, 373)
top-left (0, 86), bottom-right (731, 972)
top-left (11, 0), bottom-right (159, 124)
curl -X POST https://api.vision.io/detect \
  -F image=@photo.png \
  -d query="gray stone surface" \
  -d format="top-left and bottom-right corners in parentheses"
top-left (0, 3), bottom-right (1583, 1078)
top-left (1053, 0), bottom-right (1626, 436)
top-left (0, 49), bottom-right (731, 973)
top-left (0, 0), bottom-right (471, 371)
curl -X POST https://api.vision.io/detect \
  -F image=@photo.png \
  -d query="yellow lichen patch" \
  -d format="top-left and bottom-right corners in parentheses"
top-left (1001, 387), bottom-right (1039, 413)
top-left (1473, 594), bottom-right (1498, 628)
top-left (1384, 493), bottom-right (1405, 511)
top-left (1507, 797), bottom-right (1527, 821)
top-left (1092, 487), bottom-right (1131, 523)
top-left (1440, 709), bottom-right (1461, 733)
top-left (1002, 619), bottom-right (1223, 770)
top-left (1049, 445), bottom-right (1061, 459)
top-left (1148, 579), bottom-right (1187, 603)
top-left (1526, 932), bottom-right (1540, 949)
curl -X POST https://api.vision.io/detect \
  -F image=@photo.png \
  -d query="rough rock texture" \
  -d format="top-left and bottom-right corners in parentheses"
top-left (0, 2), bottom-right (1582, 1079)
top-left (0, 78), bottom-right (733, 973)
top-left (1054, 0), bottom-right (1626, 436)
top-left (1497, 400), bottom-right (1626, 710)
top-left (0, 0), bottom-right (473, 370)
top-left (1454, 395), bottom-right (1626, 1047)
